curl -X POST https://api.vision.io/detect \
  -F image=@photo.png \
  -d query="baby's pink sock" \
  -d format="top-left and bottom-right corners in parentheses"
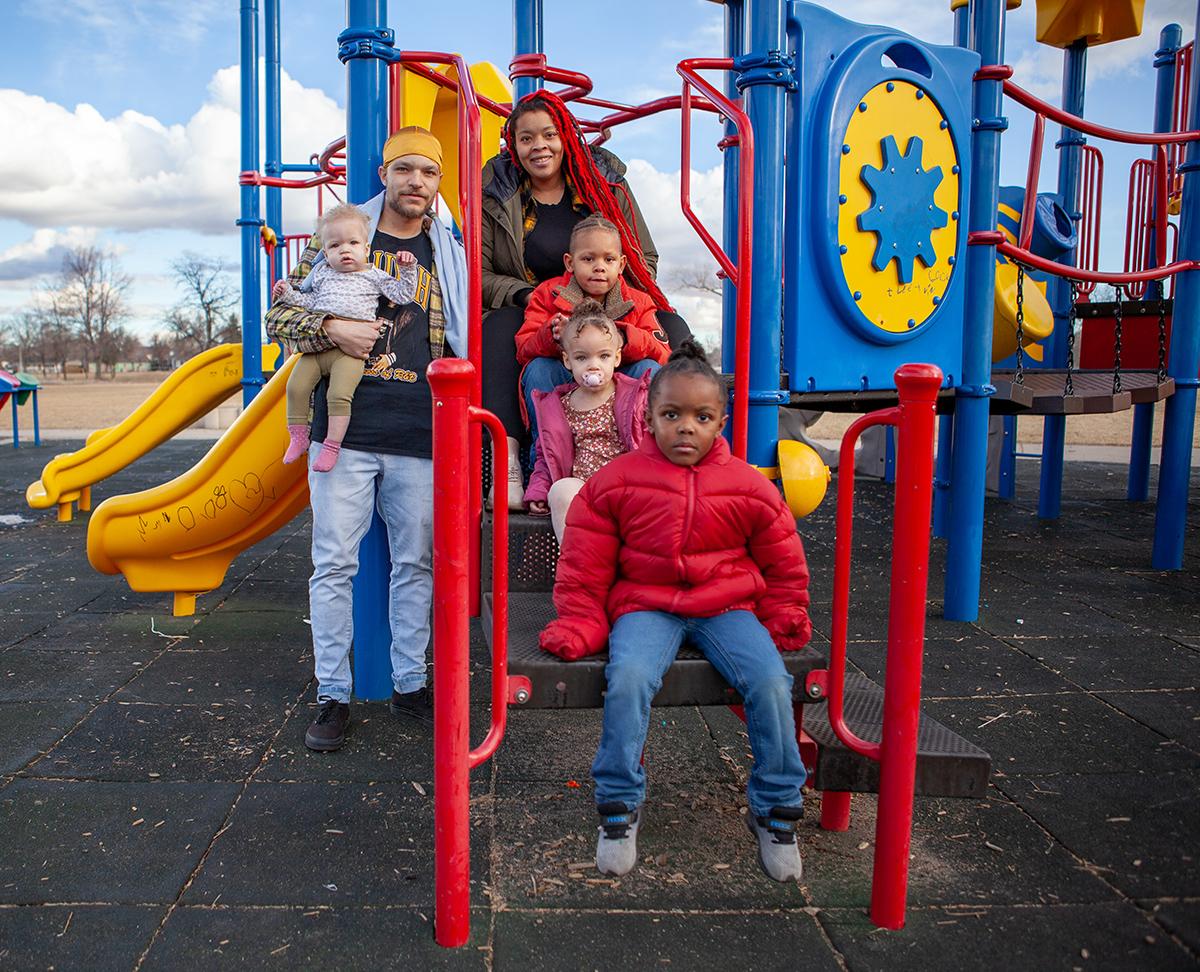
top-left (312, 440), bottom-right (343, 473)
top-left (282, 425), bottom-right (310, 464)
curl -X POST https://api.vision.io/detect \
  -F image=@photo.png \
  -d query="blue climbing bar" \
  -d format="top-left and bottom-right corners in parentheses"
top-left (512, 0), bottom-right (543, 102)
top-left (944, 0), bottom-right (1006, 621)
top-left (238, 0), bottom-right (264, 405)
top-left (1152, 9), bottom-right (1200, 569)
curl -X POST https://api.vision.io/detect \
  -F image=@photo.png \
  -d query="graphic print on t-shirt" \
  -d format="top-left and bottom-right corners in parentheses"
top-left (362, 249), bottom-right (433, 382)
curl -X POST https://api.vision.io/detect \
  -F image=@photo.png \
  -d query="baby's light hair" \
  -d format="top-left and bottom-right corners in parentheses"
top-left (318, 203), bottom-right (371, 239)
top-left (569, 214), bottom-right (622, 255)
top-left (561, 297), bottom-right (623, 350)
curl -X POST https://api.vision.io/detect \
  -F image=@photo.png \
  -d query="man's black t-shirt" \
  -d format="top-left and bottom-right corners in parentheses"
top-left (311, 228), bottom-right (436, 459)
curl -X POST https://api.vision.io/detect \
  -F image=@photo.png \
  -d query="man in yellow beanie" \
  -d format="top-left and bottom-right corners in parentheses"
top-left (266, 125), bottom-right (468, 751)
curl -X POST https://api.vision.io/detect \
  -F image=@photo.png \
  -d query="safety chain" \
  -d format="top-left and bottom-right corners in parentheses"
top-left (1157, 295), bottom-right (1169, 383)
top-left (1013, 263), bottom-right (1026, 385)
top-left (1112, 285), bottom-right (1124, 394)
top-left (1064, 279), bottom-right (1077, 398)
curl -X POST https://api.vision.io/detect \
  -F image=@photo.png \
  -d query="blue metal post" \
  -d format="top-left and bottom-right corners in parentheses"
top-left (1130, 24), bottom-right (1183, 501)
top-left (513, 0), bottom-right (544, 102)
top-left (1037, 40), bottom-right (1087, 519)
top-left (343, 0), bottom-right (393, 701)
top-left (944, 0), bottom-right (1007, 621)
top-left (238, 0), bottom-right (264, 406)
top-left (264, 0), bottom-right (283, 290)
top-left (935, 0), bottom-right (971, 536)
top-left (722, 0), bottom-right (745, 375)
top-left (738, 0), bottom-right (789, 469)
top-left (1152, 9), bottom-right (1200, 570)
top-left (998, 414), bottom-right (1016, 499)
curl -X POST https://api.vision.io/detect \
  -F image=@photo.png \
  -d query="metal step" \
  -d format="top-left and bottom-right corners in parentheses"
top-left (803, 673), bottom-right (991, 798)
top-left (483, 593), bottom-right (991, 798)
top-left (483, 592), bottom-right (829, 708)
top-left (482, 512), bottom-right (559, 594)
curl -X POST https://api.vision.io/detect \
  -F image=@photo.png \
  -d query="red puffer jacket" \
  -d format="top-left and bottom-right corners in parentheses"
top-left (539, 435), bottom-right (811, 660)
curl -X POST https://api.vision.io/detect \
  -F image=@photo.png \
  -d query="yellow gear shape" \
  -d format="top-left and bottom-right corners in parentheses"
top-left (837, 80), bottom-right (962, 335)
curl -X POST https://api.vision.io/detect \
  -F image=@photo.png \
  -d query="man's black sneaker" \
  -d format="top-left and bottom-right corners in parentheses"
top-left (305, 698), bottom-right (349, 752)
top-left (390, 686), bottom-right (434, 725)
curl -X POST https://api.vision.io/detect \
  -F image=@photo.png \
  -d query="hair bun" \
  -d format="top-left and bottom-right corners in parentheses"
top-left (572, 297), bottom-right (606, 317)
top-left (668, 337), bottom-right (710, 363)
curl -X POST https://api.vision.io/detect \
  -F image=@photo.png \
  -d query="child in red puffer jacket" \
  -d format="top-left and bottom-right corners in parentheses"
top-left (539, 339), bottom-right (811, 885)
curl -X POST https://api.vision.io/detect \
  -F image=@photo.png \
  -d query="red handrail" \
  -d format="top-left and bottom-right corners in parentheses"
top-left (508, 53), bottom-right (593, 103)
top-left (1076, 145), bottom-right (1103, 297)
top-left (970, 231), bottom-right (1200, 283)
top-left (428, 360), bottom-right (512, 950)
top-left (677, 57), bottom-right (753, 460)
top-left (827, 363), bottom-right (942, 930)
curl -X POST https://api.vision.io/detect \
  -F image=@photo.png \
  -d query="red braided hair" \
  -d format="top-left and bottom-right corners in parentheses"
top-left (505, 89), bottom-right (672, 311)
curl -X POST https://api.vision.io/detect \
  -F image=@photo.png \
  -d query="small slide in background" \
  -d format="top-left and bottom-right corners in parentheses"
top-left (26, 343), bottom-right (280, 521)
top-left (87, 356), bottom-right (310, 616)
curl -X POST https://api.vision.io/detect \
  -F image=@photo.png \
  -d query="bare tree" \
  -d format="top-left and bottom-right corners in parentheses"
top-left (668, 263), bottom-right (724, 297)
top-left (166, 253), bottom-right (240, 355)
top-left (50, 246), bottom-right (132, 379)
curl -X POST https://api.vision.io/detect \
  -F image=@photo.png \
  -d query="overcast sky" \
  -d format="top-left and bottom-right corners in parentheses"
top-left (0, 0), bottom-right (1195, 347)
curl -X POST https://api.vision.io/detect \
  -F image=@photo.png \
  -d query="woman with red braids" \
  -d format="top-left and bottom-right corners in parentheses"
top-left (481, 89), bottom-right (691, 509)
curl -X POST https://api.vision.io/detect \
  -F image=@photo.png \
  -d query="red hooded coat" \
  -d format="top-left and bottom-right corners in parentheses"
top-left (539, 434), bottom-right (812, 661)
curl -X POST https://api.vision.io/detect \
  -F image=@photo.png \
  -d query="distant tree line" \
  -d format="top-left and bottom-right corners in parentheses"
top-left (0, 247), bottom-right (241, 378)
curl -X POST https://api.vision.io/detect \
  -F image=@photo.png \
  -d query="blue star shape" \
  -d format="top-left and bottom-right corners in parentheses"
top-left (856, 135), bottom-right (947, 284)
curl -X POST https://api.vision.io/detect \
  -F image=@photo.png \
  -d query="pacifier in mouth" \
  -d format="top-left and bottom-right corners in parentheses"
top-left (581, 372), bottom-right (603, 388)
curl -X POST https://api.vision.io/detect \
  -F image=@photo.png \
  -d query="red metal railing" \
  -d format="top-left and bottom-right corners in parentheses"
top-left (971, 66), bottom-right (1200, 287)
top-left (1170, 42), bottom-right (1194, 195)
top-left (509, 53), bottom-right (593, 103)
top-left (677, 58), bottom-right (753, 459)
top-left (428, 358), bottom-right (516, 950)
top-left (1076, 145), bottom-right (1103, 297)
top-left (826, 363), bottom-right (942, 931)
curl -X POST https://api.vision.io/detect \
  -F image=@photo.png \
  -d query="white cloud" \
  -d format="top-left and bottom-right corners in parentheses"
top-left (0, 227), bottom-right (97, 282)
top-left (0, 63), bottom-right (345, 239)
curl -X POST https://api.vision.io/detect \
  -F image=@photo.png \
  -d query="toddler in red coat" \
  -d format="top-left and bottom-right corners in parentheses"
top-left (525, 299), bottom-right (649, 543)
top-left (540, 340), bottom-right (811, 883)
top-left (516, 215), bottom-right (669, 454)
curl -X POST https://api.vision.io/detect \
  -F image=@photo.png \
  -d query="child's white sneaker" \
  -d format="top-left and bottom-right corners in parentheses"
top-left (746, 806), bottom-right (804, 882)
top-left (595, 802), bottom-right (640, 876)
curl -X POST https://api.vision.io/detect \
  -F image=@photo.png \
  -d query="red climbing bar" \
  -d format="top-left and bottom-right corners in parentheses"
top-left (871, 363), bottom-right (942, 930)
top-left (429, 358), bottom-right (474, 948)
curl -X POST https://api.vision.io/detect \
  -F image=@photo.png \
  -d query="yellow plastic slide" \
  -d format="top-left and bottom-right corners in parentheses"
top-left (87, 356), bottom-right (310, 617)
top-left (27, 343), bottom-right (281, 522)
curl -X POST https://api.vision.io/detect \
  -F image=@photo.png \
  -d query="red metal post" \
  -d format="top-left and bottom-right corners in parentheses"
top-left (429, 357), bottom-right (474, 948)
top-left (819, 791), bottom-right (852, 831)
top-left (869, 363), bottom-right (943, 931)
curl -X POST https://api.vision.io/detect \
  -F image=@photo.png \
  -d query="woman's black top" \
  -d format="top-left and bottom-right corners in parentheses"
top-left (522, 194), bottom-right (586, 283)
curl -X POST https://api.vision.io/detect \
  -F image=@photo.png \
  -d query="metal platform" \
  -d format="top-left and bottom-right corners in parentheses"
top-left (803, 674), bottom-right (991, 798)
top-left (990, 369), bottom-right (1174, 415)
top-left (483, 592), bottom-right (829, 708)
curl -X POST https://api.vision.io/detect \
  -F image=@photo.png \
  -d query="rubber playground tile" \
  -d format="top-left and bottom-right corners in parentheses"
top-left (80, 586), bottom-right (200, 616)
top-left (32, 700), bottom-right (284, 782)
top-left (973, 589), bottom-right (1149, 640)
top-left (800, 791), bottom-right (1117, 910)
top-left (15, 610), bottom-right (194, 651)
top-left (493, 706), bottom-right (734, 786)
top-left (1006, 637), bottom-right (1200, 692)
top-left (0, 701), bottom-right (89, 775)
top-left (0, 577), bottom-right (114, 616)
top-left (183, 781), bottom-right (490, 907)
top-left (187, 608), bottom-right (314, 651)
top-left (997, 770), bottom-right (1200, 900)
top-left (1095, 690), bottom-right (1200, 754)
top-left (256, 699), bottom-right (440, 783)
top-left (848, 635), bottom-right (1070, 699)
top-left (0, 903), bottom-right (165, 971)
top-left (0, 779), bottom-right (237, 904)
top-left (490, 781), bottom-right (807, 912)
top-left (0, 648), bottom-right (147, 703)
top-left (216, 577), bottom-right (312, 613)
top-left (114, 647), bottom-right (313, 706)
top-left (143, 905), bottom-right (489, 971)
top-left (921, 692), bottom-right (1194, 777)
top-left (820, 901), bottom-right (1195, 972)
top-left (0, 611), bottom-right (61, 649)
top-left (1148, 899), bottom-right (1200, 956)
top-left (493, 909), bottom-right (842, 972)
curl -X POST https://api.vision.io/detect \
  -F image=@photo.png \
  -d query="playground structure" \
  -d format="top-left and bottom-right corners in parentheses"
top-left (21, 0), bottom-right (1200, 949)
top-left (1, 368), bottom-right (40, 449)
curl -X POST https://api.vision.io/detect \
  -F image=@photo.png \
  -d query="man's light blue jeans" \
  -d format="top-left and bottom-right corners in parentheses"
top-left (307, 445), bottom-right (433, 702)
top-left (592, 610), bottom-right (806, 818)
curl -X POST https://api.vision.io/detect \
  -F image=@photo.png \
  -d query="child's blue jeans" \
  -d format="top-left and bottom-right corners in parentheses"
top-left (592, 610), bottom-right (806, 818)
